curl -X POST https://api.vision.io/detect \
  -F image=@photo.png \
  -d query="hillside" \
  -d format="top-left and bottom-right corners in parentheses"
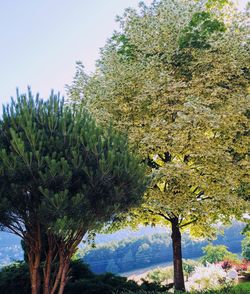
top-left (80, 222), bottom-right (245, 274)
top-left (1, 222), bottom-right (244, 270)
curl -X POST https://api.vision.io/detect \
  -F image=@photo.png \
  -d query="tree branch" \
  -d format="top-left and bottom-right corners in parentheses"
top-left (146, 209), bottom-right (171, 221)
top-left (179, 218), bottom-right (198, 228)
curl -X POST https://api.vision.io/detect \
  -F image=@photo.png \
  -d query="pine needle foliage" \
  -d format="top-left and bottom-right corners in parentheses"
top-left (0, 89), bottom-right (147, 294)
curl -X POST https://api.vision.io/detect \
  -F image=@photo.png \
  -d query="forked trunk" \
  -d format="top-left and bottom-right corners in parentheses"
top-left (44, 229), bottom-right (86, 294)
top-left (171, 217), bottom-right (185, 292)
top-left (50, 236), bottom-right (83, 293)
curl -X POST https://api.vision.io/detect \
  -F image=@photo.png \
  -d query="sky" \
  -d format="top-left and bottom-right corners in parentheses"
top-left (0, 0), bottom-right (151, 108)
top-left (0, 0), bottom-right (248, 109)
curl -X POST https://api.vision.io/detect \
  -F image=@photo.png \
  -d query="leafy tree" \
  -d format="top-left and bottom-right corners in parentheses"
top-left (67, 0), bottom-right (249, 291)
top-left (0, 91), bottom-right (147, 294)
top-left (201, 244), bottom-right (239, 264)
top-left (178, 11), bottom-right (226, 50)
top-left (242, 234), bottom-right (250, 261)
top-left (122, 249), bottom-right (134, 271)
top-left (105, 259), bottom-right (120, 273)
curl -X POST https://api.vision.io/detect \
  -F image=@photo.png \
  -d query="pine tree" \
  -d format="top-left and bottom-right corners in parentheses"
top-left (0, 90), bottom-right (147, 294)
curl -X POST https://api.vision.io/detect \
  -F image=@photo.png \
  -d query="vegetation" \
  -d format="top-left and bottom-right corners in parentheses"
top-left (242, 234), bottom-right (250, 261)
top-left (1, 259), bottom-right (250, 294)
top-left (187, 263), bottom-right (231, 291)
top-left (183, 259), bottom-right (200, 281)
top-left (0, 259), bottom-right (169, 294)
top-left (0, 92), bottom-right (146, 294)
top-left (233, 282), bottom-right (250, 293)
top-left (0, 262), bottom-right (30, 294)
top-left (120, 283), bottom-right (250, 294)
top-left (77, 222), bottom-right (243, 274)
top-left (0, 1), bottom-right (249, 293)
top-left (146, 267), bottom-right (173, 284)
top-left (201, 245), bottom-right (239, 265)
top-left (67, 0), bottom-right (250, 290)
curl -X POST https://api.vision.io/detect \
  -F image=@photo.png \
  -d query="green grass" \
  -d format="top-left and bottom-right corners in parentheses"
top-left (233, 281), bottom-right (250, 292)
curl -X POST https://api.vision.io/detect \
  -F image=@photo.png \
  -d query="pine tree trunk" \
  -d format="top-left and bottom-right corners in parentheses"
top-left (50, 243), bottom-right (71, 294)
top-left (27, 226), bottom-right (42, 294)
top-left (30, 262), bottom-right (41, 294)
top-left (51, 251), bottom-right (64, 294)
top-left (49, 230), bottom-right (86, 294)
top-left (171, 217), bottom-right (185, 292)
top-left (58, 260), bottom-right (70, 294)
top-left (43, 246), bottom-right (53, 294)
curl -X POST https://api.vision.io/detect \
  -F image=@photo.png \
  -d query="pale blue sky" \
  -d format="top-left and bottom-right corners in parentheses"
top-left (0, 0), bottom-right (247, 109)
top-left (0, 0), bottom-right (152, 107)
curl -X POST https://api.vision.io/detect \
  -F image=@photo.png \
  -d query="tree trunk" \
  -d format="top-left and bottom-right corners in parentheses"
top-left (50, 243), bottom-right (72, 294)
top-left (27, 225), bottom-right (42, 294)
top-left (171, 217), bottom-right (185, 292)
top-left (48, 230), bottom-right (86, 294)
top-left (30, 260), bottom-right (41, 294)
top-left (43, 244), bottom-right (53, 294)
top-left (58, 259), bottom-right (70, 294)
top-left (51, 256), bottom-right (63, 294)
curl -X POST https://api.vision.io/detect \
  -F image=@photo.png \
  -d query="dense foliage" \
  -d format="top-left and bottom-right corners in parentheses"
top-left (0, 260), bottom-right (168, 294)
top-left (242, 234), bottom-right (250, 261)
top-left (201, 245), bottom-right (239, 265)
top-left (0, 262), bottom-right (30, 294)
top-left (68, 0), bottom-right (249, 233)
top-left (67, 0), bottom-right (250, 290)
top-left (0, 91), bottom-right (146, 294)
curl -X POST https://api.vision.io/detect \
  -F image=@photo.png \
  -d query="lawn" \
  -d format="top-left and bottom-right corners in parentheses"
top-left (233, 281), bottom-right (250, 292)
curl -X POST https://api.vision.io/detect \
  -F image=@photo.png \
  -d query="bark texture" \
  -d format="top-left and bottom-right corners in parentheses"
top-left (171, 217), bottom-right (185, 292)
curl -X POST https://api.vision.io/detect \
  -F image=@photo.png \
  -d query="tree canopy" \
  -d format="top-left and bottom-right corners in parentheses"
top-left (201, 244), bottom-right (238, 264)
top-left (0, 90), bottom-right (147, 294)
top-left (67, 0), bottom-right (249, 234)
top-left (242, 234), bottom-right (250, 261)
top-left (67, 0), bottom-right (249, 290)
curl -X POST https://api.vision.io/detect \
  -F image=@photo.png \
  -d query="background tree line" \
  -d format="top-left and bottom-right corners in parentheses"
top-left (78, 222), bottom-right (245, 274)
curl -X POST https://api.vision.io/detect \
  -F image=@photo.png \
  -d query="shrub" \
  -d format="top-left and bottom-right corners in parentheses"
top-left (234, 259), bottom-right (250, 272)
top-left (201, 245), bottom-right (239, 265)
top-left (187, 264), bottom-right (230, 292)
top-left (119, 283), bottom-right (250, 294)
top-left (146, 267), bottom-right (173, 284)
top-left (0, 259), bottom-right (168, 294)
top-left (183, 259), bottom-right (200, 279)
top-left (0, 262), bottom-right (30, 294)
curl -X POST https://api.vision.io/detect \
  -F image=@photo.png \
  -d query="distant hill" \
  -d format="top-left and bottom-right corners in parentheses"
top-left (0, 221), bottom-right (245, 270)
top-left (79, 221), bottom-right (245, 274)
top-left (0, 232), bottom-right (23, 265)
top-left (0, 226), bottom-right (165, 266)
